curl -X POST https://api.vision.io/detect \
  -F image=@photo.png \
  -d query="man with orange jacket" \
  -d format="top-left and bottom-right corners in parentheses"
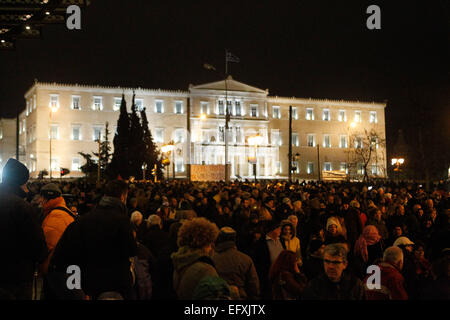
top-left (40, 183), bottom-right (77, 277)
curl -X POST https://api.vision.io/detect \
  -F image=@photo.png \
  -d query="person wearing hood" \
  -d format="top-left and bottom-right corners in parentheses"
top-left (280, 220), bottom-right (302, 267)
top-left (353, 225), bottom-right (384, 279)
top-left (171, 217), bottom-right (220, 300)
top-left (0, 158), bottom-right (47, 299)
top-left (50, 180), bottom-right (137, 299)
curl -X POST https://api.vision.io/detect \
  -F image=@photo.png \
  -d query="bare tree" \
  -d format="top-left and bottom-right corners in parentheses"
top-left (347, 128), bottom-right (386, 182)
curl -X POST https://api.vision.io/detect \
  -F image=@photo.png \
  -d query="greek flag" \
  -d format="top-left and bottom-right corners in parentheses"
top-left (226, 51), bottom-right (240, 63)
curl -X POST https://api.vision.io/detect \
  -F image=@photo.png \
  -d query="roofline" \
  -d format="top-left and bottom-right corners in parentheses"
top-left (268, 96), bottom-right (387, 108)
top-left (24, 81), bottom-right (190, 99)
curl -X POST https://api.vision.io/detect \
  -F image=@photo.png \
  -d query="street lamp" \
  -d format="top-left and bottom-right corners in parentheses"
top-left (141, 164), bottom-right (147, 181)
top-left (391, 158), bottom-right (405, 183)
top-left (248, 134), bottom-right (263, 182)
top-left (49, 106), bottom-right (58, 179)
top-left (161, 142), bottom-right (175, 180)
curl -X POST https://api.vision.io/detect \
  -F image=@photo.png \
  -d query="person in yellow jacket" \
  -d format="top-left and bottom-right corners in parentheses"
top-left (40, 183), bottom-right (77, 275)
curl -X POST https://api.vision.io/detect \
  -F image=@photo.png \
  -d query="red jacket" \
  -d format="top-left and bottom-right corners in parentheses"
top-left (364, 262), bottom-right (408, 300)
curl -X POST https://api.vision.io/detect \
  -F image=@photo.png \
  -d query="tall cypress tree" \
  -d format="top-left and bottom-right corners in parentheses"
top-left (140, 108), bottom-right (163, 180)
top-left (128, 92), bottom-right (145, 178)
top-left (109, 94), bottom-right (130, 179)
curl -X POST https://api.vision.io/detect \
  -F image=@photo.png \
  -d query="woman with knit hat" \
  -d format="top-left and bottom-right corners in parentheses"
top-left (353, 225), bottom-right (384, 278)
top-left (324, 216), bottom-right (347, 245)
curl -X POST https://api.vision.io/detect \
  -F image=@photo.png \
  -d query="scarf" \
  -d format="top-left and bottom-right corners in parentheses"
top-left (354, 225), bottom-right (381, 263)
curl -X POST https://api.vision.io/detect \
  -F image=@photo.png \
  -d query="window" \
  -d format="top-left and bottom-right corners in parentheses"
top-left (250, 104), bottom-right (258, 117)
top-left (72, 96), bottom-right (81, 110)
top-left (200, 102), bottom-right (209, 115)
top-left (276, 161), bottom-right (282, 174)
top-left (155, 100), bottom-right (164, 113)
top-left (340, 135), bottom-right (348, 148)
top-left (227, 101), bottom-right (232, 113)
top-left (154, 128), bottom-right (164, 143)
top-left (26, 101), bottom-right (29, 116)
top-left (235, 101), bottom-right (242, 116)
top-left (218, 100), bottom-right (225, 115)
top-left (51, 158), bottom-right (59, 171)
top-left (292, 133), bottom-right (299, 146)
top-left (235, 126), bottom-right (242, 143)
top-left (355, 136), bottom-right (363, 149)
top-left (357, 163), bottom-right (365, 175)
top-left (306, 108), bottom-right (314, 120)
top-left (322, 109), bottom-right (330, 121)
top-left (135, 99), bottom-right (144, 112)
top-left (33, 95), bottom-right (36, 109)
top-left (174, 128), bottom-right (184, 143)
top-left (93, 96), bottom-right (103, 110)
top-left (93, 126), bottom-right (102, 141)
top-left (175, 159), bottom-right (184, 173)
top-left (370, 111), bottom-right (377, 123)
top-left (22, 119), bottom-right (26, 133)
top-left (272, 106), bottom-right (281, 119)
top-left (354, 110), bottom-right (362, 123)
top-left (113, 97), bottom-right (122, 111)
top-left (50, 124), bottom-right (59, 140)
top-left (307, 162), bottom-right (314, 174)
top-left (174, 101), bottom-right (183, 114)
top-left (72, 158), bottom-right (81, 171)
top-left (340, 162), bottom-right (348, 174)
top-left (218, 126), bottom-right (225, 142)
top-left (371, 164), bottom-right (379, 175)
top-left (338, 110), bottom-right (347, 122)
top-left (323, 134), bottom-right (331, 148)
top-left (307, 134), bottom-right (316, 147)
top-left (72, 125), bottom-right (81, 140)
top-left (271, 130), bottom-right (281, 146)
top-left (50, 95), bottom-right (59, 109)
top-left (324, 162), bottom-right (332, 171)
top-left (292, 107), bottom-right (298, 120)
top-left (0, 126), bottom-right (2, 139)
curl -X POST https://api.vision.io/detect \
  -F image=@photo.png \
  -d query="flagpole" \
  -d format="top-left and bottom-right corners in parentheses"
top-left (224, 49), bottom-right (229, 182)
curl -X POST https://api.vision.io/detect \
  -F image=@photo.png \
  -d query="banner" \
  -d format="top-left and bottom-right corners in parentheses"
top-left (191, 164), bottom-right (226, 181)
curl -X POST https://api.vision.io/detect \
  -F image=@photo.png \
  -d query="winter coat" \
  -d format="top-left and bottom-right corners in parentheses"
top-left (212, 241), bottom-right (260, 300)
top-left (41, 197), bottom-right (76, 274)
top-left (364, 262), bottom-right (408, 300)
top-left (132, 242), bottom-right (155, 300)
top-left (50, 195), bottom-right (137, 298)
top-left (302, 271), bottom-right (365, 300)
top-left (280, 220), bottom-right (302, 266)
top-left (343, 208), bottom-right (363, 249)
top-left (142, 225), bottom-right (170, 259)
top-left (302, 254), bottom-right (325, 281)
top-left (171, 246), bottom-right (218, 300)
top-left (0, 184), bottom-right (47, 293)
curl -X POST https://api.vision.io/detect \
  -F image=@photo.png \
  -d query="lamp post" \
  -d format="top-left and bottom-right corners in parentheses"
top-left (391, 158), bottom-right (404, 183)
top-left (49, 106), bottom-right (57, 179)
top-left (203, 63), bottom-right (230, 182)
top-left (142, 164), bottom-right (147, 181)
top-left (346, 121), bottom-right (357, 180)
top-left (292, 153), bottom-right (300, 182)
top-left (248, 134), bottom-right (263, 182)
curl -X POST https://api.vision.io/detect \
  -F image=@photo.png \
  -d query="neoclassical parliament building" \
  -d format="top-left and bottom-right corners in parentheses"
top-left (0, 77), bottom-right (387, 180)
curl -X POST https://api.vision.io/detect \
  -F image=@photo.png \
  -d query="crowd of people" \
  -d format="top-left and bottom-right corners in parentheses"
top-left (0, 157), bottom-right (449, 300)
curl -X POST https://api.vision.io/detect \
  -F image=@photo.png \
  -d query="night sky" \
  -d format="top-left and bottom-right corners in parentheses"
top-left (1, 0), bottom-right (449, 177)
